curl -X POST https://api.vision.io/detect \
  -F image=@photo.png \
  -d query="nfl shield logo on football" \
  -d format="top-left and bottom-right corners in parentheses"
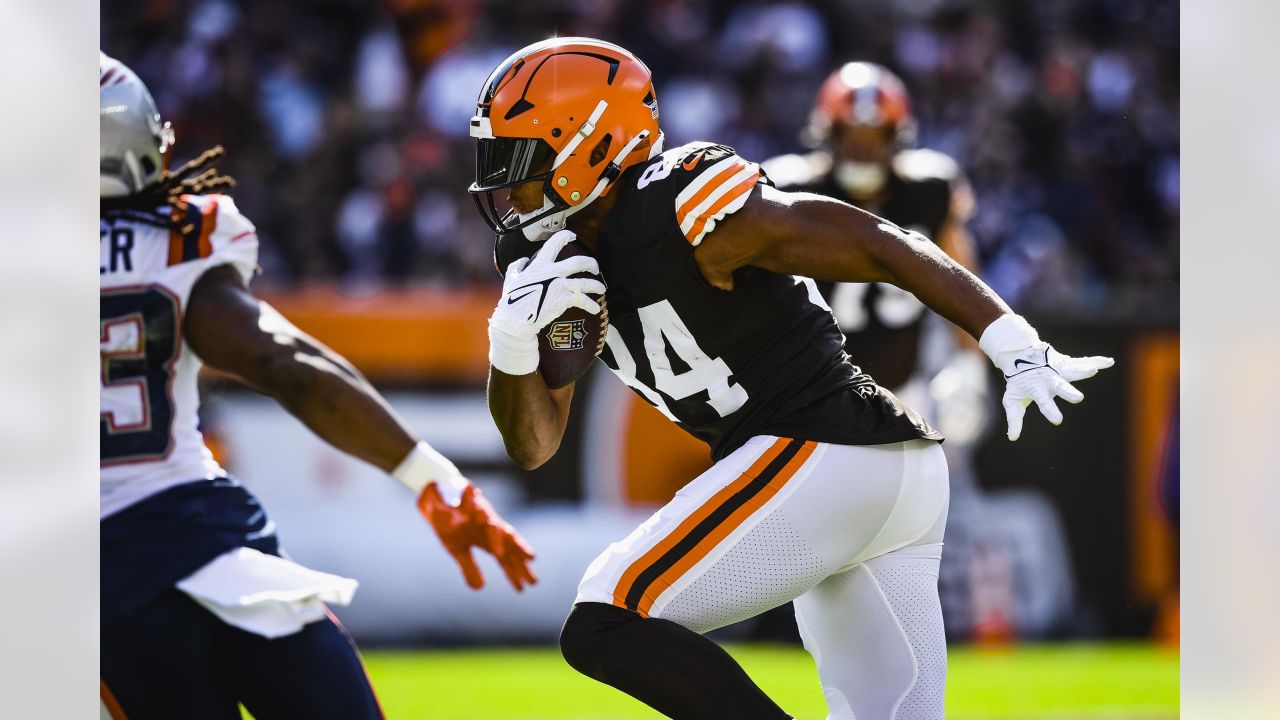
top-left (547, 319), bottom-right (586, 350)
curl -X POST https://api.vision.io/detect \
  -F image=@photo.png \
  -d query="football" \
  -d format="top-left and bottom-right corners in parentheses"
top-left (537, 242), bottom-right (608, 389)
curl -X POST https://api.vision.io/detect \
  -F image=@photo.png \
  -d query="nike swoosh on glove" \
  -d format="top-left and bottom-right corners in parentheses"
top-left (980, 314), bottom-right (1115, 441)
top-left (418, 484), bottom-right (538, 592)
top-left (488, 229), bottom-right (606, 375)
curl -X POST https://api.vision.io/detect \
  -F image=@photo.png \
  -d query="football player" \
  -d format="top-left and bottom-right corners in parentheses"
top-left (764, 61), bottom-right (989, 443)
top-left (471, 38), bottom-right (1112, 720)
top-left (100, 53), bottom-right (535, 719)
top-left (765, 63), bottom-right (998, 639)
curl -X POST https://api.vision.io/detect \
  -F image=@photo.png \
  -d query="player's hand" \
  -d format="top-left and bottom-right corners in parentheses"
top-left (994, 343), bottom-right (1114, 441)
top-left (488, 229), bottom-right (605, 375)
top-left (418, 483), bottom-right (538, 592)
top-left (979, 314), bottom-right (1114, 441)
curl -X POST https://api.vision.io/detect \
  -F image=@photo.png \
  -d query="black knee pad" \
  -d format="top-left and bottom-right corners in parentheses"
top-left (560, 602), bottom-right (641, 677)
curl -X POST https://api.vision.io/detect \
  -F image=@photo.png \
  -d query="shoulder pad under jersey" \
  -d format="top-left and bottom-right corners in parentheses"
top-left (893, 148), bottom-right (963, 186)
top-left (894, 148), bottom-right (974, 220)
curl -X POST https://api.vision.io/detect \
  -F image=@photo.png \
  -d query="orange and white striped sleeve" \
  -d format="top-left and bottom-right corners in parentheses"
top-left (672, 154), bottom-right (763, 246)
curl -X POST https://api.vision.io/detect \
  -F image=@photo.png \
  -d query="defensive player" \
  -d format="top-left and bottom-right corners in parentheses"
top-left (100, 53), bottom-right (535, 719)
top-left (470, 38), bottom-right (1112, 720)
top-left (764, 61), bottom-right (989, 439)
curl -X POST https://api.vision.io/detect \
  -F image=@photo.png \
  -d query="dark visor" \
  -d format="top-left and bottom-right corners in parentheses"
top-left (473, 137), bottom-right (556, 191)
top-left (468, 135), bottom-right (567, 235)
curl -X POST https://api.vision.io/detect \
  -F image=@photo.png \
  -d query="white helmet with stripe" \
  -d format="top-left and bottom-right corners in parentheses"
top-left (100, 52), bottom-right (174, 197)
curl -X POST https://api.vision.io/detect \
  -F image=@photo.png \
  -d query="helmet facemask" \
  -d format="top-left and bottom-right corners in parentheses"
top-left (468, 125), bottom-right (567, 238)
top-left (830, 123), bottom-right (897, 198)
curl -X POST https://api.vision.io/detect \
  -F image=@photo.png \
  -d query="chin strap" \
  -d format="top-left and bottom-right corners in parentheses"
top-left (520, 196), bottom-right (569, 240)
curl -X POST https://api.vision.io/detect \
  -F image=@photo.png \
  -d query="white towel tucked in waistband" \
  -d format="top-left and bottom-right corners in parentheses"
top-left (176, 547), bottom-right (358, 639)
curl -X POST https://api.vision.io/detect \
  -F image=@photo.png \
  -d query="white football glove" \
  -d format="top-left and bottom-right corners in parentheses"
top-left (488, 230), bottom-right (605, 376)
top-left (979, 314), bottom-right (1115, 441)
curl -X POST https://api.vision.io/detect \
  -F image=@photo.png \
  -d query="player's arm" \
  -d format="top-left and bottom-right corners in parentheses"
top-left (699, 185), bottom-right (1114, 440)
top-left (188, 266), bottom-right (415, 472)
top-left (698, 184), bottom-right (1005, 339)
top-left (185, 264), bottom-right (536, 591)
top-left (485, 231), bottom-right (604, 470)
top-left (488, 372), bottom-right (574, 470)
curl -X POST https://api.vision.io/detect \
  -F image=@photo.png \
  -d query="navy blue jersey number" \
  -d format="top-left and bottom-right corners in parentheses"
top-left (100, 286), bottom-right (181, 464)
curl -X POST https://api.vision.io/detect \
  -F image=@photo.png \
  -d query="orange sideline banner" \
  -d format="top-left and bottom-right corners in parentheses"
top-left (259, 285), bottom-right (497, 383)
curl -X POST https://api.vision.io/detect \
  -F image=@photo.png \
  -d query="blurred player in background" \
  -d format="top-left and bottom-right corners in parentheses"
top-left (765, 61), bottom-right (989, 446)
top-left (765, 62), bottom-right (1002, 639)
top-left (99, 53), bottom-right (534, 719)
top-left (473, 38), bottom-right (1113, 720)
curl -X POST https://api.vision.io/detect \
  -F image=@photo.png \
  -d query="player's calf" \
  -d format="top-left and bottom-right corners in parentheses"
top-left (560, 601), bottom-right (791, 720)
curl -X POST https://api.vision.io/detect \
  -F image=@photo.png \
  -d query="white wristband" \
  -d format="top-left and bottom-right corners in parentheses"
top-left (393, 441), bottom-right (469, 505)
top-left (488, 317), bottom-right (541, 376)
top-left (978, 314), bottom-right (1040, 365)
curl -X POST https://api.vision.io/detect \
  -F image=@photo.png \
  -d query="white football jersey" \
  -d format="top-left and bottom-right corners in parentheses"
top-left (100, 194), bottom-right (259, 518)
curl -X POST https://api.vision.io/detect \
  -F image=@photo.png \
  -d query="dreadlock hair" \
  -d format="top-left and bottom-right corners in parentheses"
top-left (100, 145), bottom-right (237, 230)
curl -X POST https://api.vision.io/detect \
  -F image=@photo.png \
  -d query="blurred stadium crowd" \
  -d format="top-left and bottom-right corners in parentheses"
top-left (103, 0), bottom-right (1178, 317)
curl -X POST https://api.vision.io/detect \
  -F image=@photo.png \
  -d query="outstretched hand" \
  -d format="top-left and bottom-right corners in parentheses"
top-left (996, 343), bottom-right (1114, 441)
top-left (417, 484), bottom-right (538, 592)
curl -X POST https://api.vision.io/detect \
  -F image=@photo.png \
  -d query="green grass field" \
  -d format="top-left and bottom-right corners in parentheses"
top-left (351, 642), bottom-right (1178, 719)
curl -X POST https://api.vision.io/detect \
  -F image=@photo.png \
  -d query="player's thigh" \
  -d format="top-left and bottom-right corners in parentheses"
top-left (774, 438), bottom-right (949, 570)
top-left (101, 589), bottom-right (240, 720)
top-left (793, 546), bottom-right (947, 720)
top-left (575, 436), bottom-right (833, 628)
top-left (575, 437), bottom-right (939, 634)
top-left (654, 440), bottom-right (945, 633)
top-left (233, 609), bottom-right (382, 720)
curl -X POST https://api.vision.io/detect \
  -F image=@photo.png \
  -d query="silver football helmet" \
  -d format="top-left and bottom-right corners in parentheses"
top-left (100, 52), bottom-right (173, 197)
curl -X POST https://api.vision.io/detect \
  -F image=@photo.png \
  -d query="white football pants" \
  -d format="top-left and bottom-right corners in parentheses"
top-left (576, 435), bottom-right (950, 720)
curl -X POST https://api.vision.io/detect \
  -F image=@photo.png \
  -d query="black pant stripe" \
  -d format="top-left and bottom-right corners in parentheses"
top-left (623, 438), bottom-right (806, 612)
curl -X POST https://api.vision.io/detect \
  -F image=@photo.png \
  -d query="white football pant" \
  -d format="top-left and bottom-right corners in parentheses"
top-left (576, 435), bottom-right (950, 720)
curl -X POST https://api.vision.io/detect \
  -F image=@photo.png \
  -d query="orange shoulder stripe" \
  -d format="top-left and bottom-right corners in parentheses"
top-left (166, 197), bottom-right (219, 266)
top-left (675, 160), bottom-right (748, 225)
top-left (681, 170), bottom-right (760, 244)
top-left (196, 197), bottom-right (218, 259)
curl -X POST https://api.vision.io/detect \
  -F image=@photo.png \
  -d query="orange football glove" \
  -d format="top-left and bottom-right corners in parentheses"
top-left (417, 483), bottom-right (537, 592)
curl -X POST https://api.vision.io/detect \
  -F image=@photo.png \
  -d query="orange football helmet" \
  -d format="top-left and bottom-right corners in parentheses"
top-left (808, 61), bottom-right (916, 149)
top-left (468, 37), bottom-right (663, 240)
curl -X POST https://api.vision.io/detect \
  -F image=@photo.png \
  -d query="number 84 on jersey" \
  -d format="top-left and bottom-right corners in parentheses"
top-left (601, 299), bottom-right (748, 422)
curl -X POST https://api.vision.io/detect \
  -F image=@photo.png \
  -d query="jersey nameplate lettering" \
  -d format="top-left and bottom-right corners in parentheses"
top-left (101, 226), bottom-right (136, 275)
